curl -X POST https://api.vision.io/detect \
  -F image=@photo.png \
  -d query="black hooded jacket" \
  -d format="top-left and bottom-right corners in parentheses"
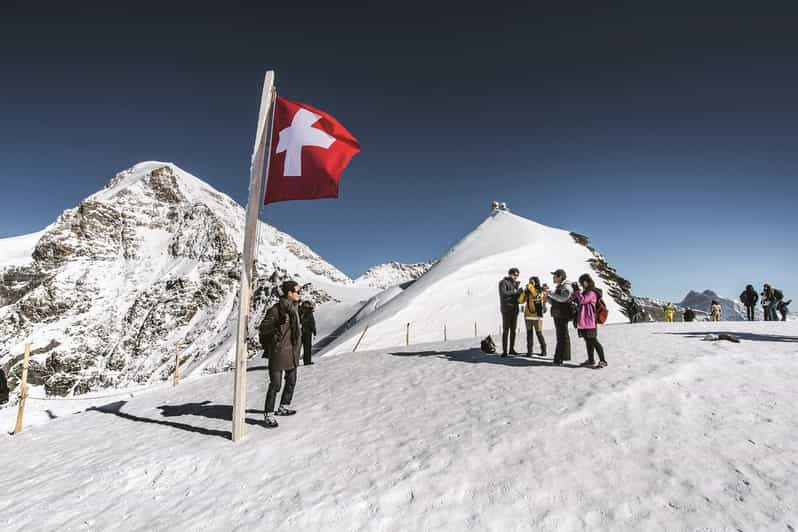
top-left (740, 287), bottom-right (759, 307)
top-left (498, 277), bottom-right (522, 314)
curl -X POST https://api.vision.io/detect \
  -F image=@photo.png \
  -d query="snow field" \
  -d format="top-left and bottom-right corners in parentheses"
top-left (1, 320), bottom-right (797, 531)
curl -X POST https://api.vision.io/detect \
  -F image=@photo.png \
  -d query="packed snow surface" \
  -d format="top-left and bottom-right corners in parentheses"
top-left (2, 320), bottom-right (797, 531)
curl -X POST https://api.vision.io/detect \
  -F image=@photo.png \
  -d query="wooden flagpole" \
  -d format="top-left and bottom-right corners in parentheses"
top-left (232, 71), bottom-right (276, 442)
top-left (13, 343), bottom-right (31, 434)
top-left (173, 345), bottom-right (180, 387)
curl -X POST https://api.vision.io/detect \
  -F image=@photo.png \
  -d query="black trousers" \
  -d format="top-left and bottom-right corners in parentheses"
top-left (265, 367), bottom-right (297, 413)
top-left (584, 337), bottom-right (605, 363)
top-left (302, 334), bottom-right (313, 365)
top-left (501, 309), bottom-right (519, 354)
top-left (553, 318), bottom-right (571, 362)
top-left (746, 305), bottom-right (755, 321)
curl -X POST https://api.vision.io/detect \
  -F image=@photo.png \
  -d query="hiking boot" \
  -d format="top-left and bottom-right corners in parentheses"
top-left (509, 350), bottom-right (520, 356)
top-left (264, 414), bottom-right (279, 428)
top-left (501, 352), bottom-right (508, 358)
top-left (276, 406), bottom-right (296, 416)
top-left (597, 361), bottom-right (608, 368)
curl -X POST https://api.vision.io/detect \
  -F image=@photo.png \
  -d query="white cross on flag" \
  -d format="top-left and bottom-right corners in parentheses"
top-left (265, 96), bottom-right (361, 204)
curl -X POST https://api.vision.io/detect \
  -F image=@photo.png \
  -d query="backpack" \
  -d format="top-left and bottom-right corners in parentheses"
top-left (480, 335), bottom-right (496, 354)
top-left (773, 289), bottom-right (784, 301)
top-left (567, 300), bottom-right (579, 320)
top-left (595, 297), bottom-right (609, 325)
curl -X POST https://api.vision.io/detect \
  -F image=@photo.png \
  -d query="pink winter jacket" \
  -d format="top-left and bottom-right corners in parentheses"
top-left (574, 289), bottom-right (598, 330)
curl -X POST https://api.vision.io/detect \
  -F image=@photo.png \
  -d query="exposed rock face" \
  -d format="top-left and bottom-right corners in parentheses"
top-left (354, 261), bottom-right (436, 289)
top-left (570, 232), bottom-right (634, 319)
top-left (0, 162), bottom-right (356, 397)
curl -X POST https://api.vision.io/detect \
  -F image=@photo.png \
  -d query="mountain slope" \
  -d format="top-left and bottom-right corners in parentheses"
top-left (322, 208), bottom-right (633, 356)
top-left (0, 162), bottom-right (377, 397)
top-left (354, 261), bottom-right (436, 289)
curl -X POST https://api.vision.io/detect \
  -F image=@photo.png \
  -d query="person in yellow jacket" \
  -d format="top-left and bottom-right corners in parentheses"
top-left (518, 276), bottom-right (547, 356)
top-left (664, 302), bottom-right (675, 323)
top-left (710, 301), bottom-right (722, 322)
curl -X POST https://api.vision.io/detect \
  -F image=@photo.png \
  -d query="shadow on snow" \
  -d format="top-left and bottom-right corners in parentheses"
top-left (656, 331), bottom-right (798, 343)
top-left (389, 348), bottom-right (584, 368)
top-left (89, 400), bottom-right (267, 441)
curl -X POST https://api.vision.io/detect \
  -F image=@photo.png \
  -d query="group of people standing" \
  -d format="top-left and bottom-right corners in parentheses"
top-left (499, 268), bottom-right (608, 369)
top-left (740, 284), bottom-right (790, 322)
top-left (257, 281), bottom-right (317, 429)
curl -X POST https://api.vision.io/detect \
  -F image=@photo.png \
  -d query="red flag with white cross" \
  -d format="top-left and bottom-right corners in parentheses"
top-left (264, 96), bottom-right (361, 204)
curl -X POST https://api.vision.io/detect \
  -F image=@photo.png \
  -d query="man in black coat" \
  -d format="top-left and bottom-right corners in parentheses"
top-left (259, 280), bottom-right (302, 428)
top-left (739, 285), bottom-right (758, 321)
top-left (299, 301), bottom-right (317, 365)
top-left (545, 269), bottom-right (573, 365)
top-left (498, 268), bottom-right (522, 356)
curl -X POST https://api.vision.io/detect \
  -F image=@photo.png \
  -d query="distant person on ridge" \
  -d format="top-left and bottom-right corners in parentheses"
top-left (498, 268), bottom-right (523, 356)
top-left (777, 298), bottom-right (791, 321)
top-left (259, 280), bottom-right (303, 429)
top-left (663, 302), bottom-right (675, 323)
top-left (740, 285), bottom-right (759, 321)
top-left (683, 308), bottom-right (696, 322)
top-left (299, 300), bottom-right (317, 366)
top-left (518, 276), bottom-right (547, 356)
top-left (770, 285), bottom-right (787, 321)
top-left (545, 269), bottom-right (573, 366)
top-left (628, 299), bottom-right (642, 323)
top-left (572, 274), bottom-right (608, 368)
top-left (762, 284), bottom-right (778, 321)
top-left (710, 300), bottom-right (721, 322)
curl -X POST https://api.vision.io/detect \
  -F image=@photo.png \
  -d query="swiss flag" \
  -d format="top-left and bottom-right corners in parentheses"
top-left (264, 96), bottom-right (360, 204)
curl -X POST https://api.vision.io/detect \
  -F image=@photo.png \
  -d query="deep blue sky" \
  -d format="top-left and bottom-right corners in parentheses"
top-left (1, 4), bottom-right (796, 302)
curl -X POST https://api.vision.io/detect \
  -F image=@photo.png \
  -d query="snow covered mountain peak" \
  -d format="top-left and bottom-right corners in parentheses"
top-left (322, 210), bottom-right (635, 356)
top-left (354, 260), bottom-right (436, 289)
top-left (0, 162), bottom-right (365, 398)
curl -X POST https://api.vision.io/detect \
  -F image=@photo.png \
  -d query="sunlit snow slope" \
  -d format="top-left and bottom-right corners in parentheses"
top-left (322, 209), bottom-right (629, 356)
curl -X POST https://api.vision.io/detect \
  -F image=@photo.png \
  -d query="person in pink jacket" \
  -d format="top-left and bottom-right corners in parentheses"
top-left (572, 273), bottom-right (607, 368)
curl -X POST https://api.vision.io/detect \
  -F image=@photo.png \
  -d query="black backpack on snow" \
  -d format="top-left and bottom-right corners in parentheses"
top-left (480, 335), bottom-right (496, 354)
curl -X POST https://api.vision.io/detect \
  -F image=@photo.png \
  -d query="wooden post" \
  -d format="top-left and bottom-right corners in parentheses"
top-left (406, 323), bottom-right (410, 346)
top-left (173, 345), bottom-right (180, 387)
top-left (13, 343), bottom-right (31, 435)
top-left (444, 324), bottom-right (447, 342)
top-left (352, 325), bottom-right (369, 353)
top-left (232, 71), bottom-right (276, 443)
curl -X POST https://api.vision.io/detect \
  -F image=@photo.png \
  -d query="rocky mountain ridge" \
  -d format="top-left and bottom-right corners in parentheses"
top-left (0, 162), bottom-right (370, 397)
